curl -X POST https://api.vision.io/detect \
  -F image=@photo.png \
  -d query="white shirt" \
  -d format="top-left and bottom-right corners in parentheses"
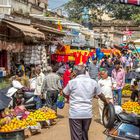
top-left (63, 74), bottom-right (101, 119)
top-left (98, 77), bottom-right (113, 98)
top-left (29, 77), bottom-right (37, 90)
top-left (34, 72), bottom-right (45, 95)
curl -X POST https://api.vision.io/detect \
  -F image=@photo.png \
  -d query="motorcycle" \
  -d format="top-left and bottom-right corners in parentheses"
top-left (5, 80), bottom-right (36, 109)
top-left (103, 103), bottom-right (140, 140)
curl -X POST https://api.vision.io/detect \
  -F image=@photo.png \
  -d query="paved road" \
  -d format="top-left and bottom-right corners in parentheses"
top-left (28, 99), bottom-right (106, 140)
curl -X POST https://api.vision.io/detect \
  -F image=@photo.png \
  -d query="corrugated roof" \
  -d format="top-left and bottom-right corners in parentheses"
top-left (3, 20), bottom-right (45, 39)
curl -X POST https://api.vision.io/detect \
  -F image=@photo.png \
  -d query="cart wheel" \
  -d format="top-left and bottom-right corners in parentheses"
top-left (102, 103), bottom-right (115, 129)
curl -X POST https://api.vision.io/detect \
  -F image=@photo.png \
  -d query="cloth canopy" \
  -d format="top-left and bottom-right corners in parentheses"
top-left (3, 20), bottom-right (45, 40)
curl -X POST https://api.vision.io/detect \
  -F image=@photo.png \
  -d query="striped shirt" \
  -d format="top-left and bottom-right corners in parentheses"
top-left (42, 73), bottom-right (62, 92)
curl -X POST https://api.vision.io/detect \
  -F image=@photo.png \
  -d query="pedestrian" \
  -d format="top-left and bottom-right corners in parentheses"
top-left (42, 66), bottom-right (62, 112)
top-left (34, 66), bottom-right (45, 109)
top-left (112, 61), bottom-right (125, 105)
top-left (63, 67), bottom-right (72, 103)
top-left (88, 57), bottom-right (99, 81)
top-left (98, 68), bottom-right (113, 124)
top-left (63, 64), bottom-right (109, 140)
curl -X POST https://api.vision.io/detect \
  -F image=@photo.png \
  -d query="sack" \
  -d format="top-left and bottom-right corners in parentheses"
top-left (56, 95), bottom-right (65, 109)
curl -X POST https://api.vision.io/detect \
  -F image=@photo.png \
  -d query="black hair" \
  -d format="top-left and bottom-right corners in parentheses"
top-left (114, 60), bottom-right (121, 65)
top-left (20, 60), bottom-right (24, 65)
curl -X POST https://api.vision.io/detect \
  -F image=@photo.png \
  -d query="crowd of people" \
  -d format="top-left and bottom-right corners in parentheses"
top-left (11, 51), bottom-right (140, 140)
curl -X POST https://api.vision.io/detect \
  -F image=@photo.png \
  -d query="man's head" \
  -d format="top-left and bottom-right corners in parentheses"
top-left (35, 65), bottom-right (41, 75)
top-left (20, 59), bottom-right (24, 65)
top-left (74, 63), bottom-right (86, 76)
top-left (99, 68), bottom-right (108, 79)
top-left (92, 57), bottom-right (97, 64)
top-left (114, 60), bottom-right (121, 70)
top-left (47, 66), bottom-right (53, 73)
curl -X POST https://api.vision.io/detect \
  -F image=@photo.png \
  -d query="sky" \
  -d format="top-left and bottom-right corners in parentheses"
top-left (48, 0), bottom-right (69, 10)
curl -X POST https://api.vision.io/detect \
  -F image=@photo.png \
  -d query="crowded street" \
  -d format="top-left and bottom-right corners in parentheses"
top-left (0, 0), bottom-right (140, 140)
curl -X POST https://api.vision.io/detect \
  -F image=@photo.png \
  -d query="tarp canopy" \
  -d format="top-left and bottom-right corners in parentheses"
top-left (3, 20), bottom-right (45, 40)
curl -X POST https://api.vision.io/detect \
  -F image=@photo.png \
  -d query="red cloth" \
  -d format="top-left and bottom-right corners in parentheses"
top-left (57, 56), bottom-right (63, 62)
top-left (82, 52), bottom-right (88, 64)
top-left (63, 70), bottom-right (71, 87)
top-left (64, 55), bottom-right (68, 63)
top-left (73, 52), bottom-right (81, 65)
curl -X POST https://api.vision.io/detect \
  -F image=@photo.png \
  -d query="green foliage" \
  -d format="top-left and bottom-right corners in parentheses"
top-left (65, 0), bottom-right (140, 22)
top-left (131, 14), bottom-right (140, 24)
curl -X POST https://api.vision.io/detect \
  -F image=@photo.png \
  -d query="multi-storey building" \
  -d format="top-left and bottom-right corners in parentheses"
top-left (0, 0), bottom-right (48, 15)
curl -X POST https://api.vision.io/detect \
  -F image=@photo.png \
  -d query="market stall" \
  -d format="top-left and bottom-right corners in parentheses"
top-left (0, 106), bottom-right (57, 139)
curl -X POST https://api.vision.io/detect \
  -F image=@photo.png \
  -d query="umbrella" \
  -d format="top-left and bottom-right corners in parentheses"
top-left (134, 39), bottom-right (140, 45)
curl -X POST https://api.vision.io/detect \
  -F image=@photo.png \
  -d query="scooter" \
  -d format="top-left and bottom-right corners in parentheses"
top-left (103, 103), bottom-right (140, 140)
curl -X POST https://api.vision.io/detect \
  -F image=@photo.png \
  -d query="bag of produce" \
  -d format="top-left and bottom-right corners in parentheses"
top-left (56, 95), bottom-right (65, 109)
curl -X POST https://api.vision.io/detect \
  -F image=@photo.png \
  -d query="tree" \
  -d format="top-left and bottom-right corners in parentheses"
top-left (131, 14), bottom-right (140, 24)
top-left (65, 0), bottom-right (140, 22)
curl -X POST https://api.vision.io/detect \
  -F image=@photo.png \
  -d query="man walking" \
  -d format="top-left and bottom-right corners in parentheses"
top-left (42, 66), bottom-right (62, 112)
top-left (34, 66), bottom-right (45, 109)
top-left (88, 57), bottom-right (99, 81)
top-left (112, 61), bottom-right (125, 105)
top-left (63, 64), bottom-right (109, 140)
top-left (98, 68), bottom-right (113, 123)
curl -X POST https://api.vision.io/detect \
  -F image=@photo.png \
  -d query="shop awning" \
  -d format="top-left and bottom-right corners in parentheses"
top-left (33, 24), bottom-right (66, 36)
top-left (3, 20), bottom-right (45, 40)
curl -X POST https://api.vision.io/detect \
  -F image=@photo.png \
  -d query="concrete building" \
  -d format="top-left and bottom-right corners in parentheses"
top-left (0, 0), bottom-right (48, 15)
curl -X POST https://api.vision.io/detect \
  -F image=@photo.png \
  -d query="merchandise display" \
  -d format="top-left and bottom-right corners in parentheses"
top-left (122, 101), bottom-right (140, 115)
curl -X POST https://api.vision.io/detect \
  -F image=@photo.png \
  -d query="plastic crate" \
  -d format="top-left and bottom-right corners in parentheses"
top-left (0, 129), bottom-right (25, 140)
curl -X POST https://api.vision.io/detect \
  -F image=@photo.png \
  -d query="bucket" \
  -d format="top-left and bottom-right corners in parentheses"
top-left (0, 129), bottom-right (25, 140)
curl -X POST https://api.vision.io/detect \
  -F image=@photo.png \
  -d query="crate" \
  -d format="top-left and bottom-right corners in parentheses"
top-left (24, 128), bottom-right (32, 138)
top-left (0, 129), bottom-right (25, 140)
top-left (39, 121), bottom-right (50, 129)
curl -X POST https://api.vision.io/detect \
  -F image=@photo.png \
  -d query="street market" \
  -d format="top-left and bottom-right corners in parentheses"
top-left (0, 0), bottom-right (140, 140)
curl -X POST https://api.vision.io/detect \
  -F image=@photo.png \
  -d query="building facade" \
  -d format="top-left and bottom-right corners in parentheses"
top-left (0, 0), bottom-right (48, 15)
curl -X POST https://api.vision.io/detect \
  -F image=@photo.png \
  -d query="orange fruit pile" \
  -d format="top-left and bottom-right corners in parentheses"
top-left (122, 101), bottom-right (140, 115)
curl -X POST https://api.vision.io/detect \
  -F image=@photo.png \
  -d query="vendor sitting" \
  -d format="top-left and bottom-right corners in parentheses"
top-left (130, 78), bottom-right (140, 102)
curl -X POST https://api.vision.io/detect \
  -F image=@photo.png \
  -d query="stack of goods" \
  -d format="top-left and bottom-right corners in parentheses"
top-left (27, 107), bottom-right (57, 122)
top-left (122, 84), bottom-right (132, 97)
top-left (0, 107), bottom-right (57, 133)
top-left (0, 118), bottom-right (36, 132)
top-left (122, 101), bottom-right (140, 115)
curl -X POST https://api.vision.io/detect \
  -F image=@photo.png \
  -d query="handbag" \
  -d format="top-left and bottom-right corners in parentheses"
top-left (56, 94), bottom-right (65, 109)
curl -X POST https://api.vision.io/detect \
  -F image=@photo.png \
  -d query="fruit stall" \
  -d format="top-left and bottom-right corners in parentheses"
top-left (122, 84), bottom-right (132, 97)
top-left (122, 101), bottom-right (140, 115)
top-left (0, 106), bottom-right (57, 139)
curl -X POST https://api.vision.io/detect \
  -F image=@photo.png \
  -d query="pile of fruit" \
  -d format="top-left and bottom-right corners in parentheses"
top-left (122, 101), bottom-right (140, 115)
top-left (0, 117), bottom-right (38, 132)
top-left (0, 118), bottom-right (27, 132)
top-left (122, 84), bottom-right (132, 97)
top-left (27, 107), bottom-right (57, 122)
top-left (0, 107), bottom-right (57, 133)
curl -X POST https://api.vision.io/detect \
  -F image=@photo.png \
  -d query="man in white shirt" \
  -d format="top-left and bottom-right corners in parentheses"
top-left (98, 68), bottom-right (113, 123)
top-left (63, 64), bottom-right (109, 140)
top-left (34, 66), bottom-right (45, 109)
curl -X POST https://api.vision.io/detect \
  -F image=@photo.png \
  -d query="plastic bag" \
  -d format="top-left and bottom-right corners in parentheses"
top-left (56, 95), bottom-right (65, 109)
